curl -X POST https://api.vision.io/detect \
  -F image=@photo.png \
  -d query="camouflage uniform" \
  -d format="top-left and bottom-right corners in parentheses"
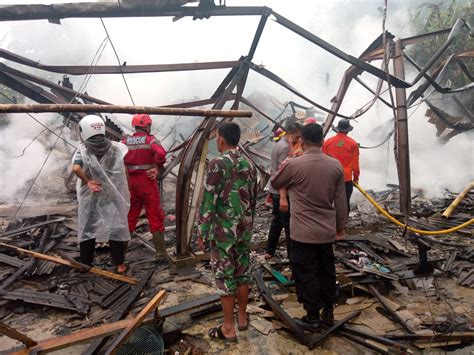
top-left (199, 149), bottom-right (257, 296)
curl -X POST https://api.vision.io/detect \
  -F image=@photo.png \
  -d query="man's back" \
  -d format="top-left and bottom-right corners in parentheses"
top-left (200, 149), bottom-right (257, 242)
top-left (272, 147), bottom-right (347, 244)
top-left (323, 133), bottom-right (359, 182)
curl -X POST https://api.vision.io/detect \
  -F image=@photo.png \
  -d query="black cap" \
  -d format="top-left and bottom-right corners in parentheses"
top-left (336, 119), bottom-right (353, 133)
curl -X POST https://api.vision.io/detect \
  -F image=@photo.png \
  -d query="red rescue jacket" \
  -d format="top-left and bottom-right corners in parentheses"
top-left (123, 132), bottom-right (167, 176)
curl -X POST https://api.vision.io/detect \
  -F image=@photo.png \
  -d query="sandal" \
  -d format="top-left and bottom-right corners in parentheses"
top-left (208, 324), bottom-right (237, 342)
top-left (237, 312), bottom-right (250, 331)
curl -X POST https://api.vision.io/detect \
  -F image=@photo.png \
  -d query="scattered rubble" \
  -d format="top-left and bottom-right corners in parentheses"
top-left (0, 185), bottom-right (472, 354)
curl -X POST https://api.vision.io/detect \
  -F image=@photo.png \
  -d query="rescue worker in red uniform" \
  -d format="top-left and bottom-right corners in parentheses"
top-left (123, 114), bottom-right (168, 260)
top-left (322, 119), bottom-right (359, 213)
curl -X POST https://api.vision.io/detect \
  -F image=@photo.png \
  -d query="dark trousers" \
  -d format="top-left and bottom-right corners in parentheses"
top-left (345, 181), bottom-right (353, 213)
top-left (79, 239), bottom-right (127, 266)
top-left (265, 193), bottom-right (290, 256)
top-left (289, 239), bottom-right (337, 314)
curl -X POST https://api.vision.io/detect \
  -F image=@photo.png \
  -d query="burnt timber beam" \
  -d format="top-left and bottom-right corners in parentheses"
top-left (0, 103), bottom-right (253, 118)
top-left (392, 39), bottom-right (411, 217)
top-left (0, 4), bottom-right (268, 22)
top-left (0, 49), bottom-right (240, 75)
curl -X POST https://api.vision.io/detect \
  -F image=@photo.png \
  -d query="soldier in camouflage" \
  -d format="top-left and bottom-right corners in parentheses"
top-left (198, 122), bottom-right (257, 342)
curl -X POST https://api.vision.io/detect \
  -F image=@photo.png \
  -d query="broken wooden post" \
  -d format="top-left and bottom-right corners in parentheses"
top-left (0, 242), bottom-right (138, 285)
top-left (105, 290), bottom-right (167, 355)
top-left (0, 103), bottom-right (252, 118)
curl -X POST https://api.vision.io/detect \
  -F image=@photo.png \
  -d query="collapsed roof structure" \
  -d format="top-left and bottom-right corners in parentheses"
top-left (0, 0), bottom-right (472, 261)
top-left (0, 2), bottom-right (474, 353)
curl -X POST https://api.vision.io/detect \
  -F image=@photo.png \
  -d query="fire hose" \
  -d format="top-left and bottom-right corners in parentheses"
top-left (353, 182), bottom-right (473, 236)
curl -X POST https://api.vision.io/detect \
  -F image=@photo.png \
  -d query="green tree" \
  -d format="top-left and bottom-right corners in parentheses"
top-left (408, 0), bottom-right (473, 88)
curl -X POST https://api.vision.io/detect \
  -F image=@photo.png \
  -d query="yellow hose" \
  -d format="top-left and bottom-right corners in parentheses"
top-left (353, 182), bottom-right (473, 236)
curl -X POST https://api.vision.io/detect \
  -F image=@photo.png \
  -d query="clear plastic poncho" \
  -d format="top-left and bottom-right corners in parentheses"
top-left (75, 141), bottom-right (131, 243)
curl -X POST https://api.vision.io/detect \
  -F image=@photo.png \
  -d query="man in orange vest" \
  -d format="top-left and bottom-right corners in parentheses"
top-left (322, 119), bottom-right (359, 213)
top-left (123, 114), bottom-right (168, 261)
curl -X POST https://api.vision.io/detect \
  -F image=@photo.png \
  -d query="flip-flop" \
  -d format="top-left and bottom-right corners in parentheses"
top-left (237, 312), bottom-right (249, 331)
top-left (208, 324), bottom-right (237, 342)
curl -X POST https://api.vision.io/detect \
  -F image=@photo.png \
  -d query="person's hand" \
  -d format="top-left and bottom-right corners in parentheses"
top-left (146, 167), bottom-right (158, 180)
top-left (279, 197), bottom-right (289, 213)
top-left (87, 180), bottom-right (102, 192)
top-left (336, 229), bottom-right (345, 241)
top-left (197, 236), bottom-right (206, 252)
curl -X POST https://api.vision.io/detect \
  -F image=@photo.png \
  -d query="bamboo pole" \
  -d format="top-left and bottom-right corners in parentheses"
top-left (442, 182), bottom-right (474, 218)
top-left (0, 242), bottom-right (138, 285)
top-left (0, 104), bottom-right (252, 117)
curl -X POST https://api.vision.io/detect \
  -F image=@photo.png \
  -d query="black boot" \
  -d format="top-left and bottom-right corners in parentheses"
top-left (109, 240), bottom-right (128, 266)
top-left (322, 306), bottom-right (334, 325)
top-left (79, 239), bottom-right (95, 266)
top-left (301, 310), bottom-right (320, 325)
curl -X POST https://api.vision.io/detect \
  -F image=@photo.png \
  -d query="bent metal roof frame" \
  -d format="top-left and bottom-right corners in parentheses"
top-left (0, 2), bottom-right (471, 258)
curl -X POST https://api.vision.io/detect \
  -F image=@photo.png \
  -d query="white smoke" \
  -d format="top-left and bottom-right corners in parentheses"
top-left (0, 0), bottom-right (472, 205)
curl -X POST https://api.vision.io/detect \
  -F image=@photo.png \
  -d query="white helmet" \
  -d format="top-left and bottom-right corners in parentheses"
top-left (79, 115), bottom-right (106, 141)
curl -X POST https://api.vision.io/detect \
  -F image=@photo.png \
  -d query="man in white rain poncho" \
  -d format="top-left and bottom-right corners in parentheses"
top-left (72, 115), bottom-right (131, 274)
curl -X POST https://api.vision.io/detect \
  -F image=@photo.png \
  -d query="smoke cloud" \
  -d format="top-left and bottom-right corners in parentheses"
top-left (0, 0), bottom-right (472, 206)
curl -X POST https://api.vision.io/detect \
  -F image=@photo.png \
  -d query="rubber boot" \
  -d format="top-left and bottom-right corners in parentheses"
top-left (79, 239), bottom-right (95, 266)
top-left (321, 306), bottom-right (334, 326)
top-left (152, 231), bottom-right (168, 262)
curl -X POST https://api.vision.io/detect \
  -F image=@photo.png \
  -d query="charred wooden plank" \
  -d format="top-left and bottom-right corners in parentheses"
top-left (158, 294), bottom-right (221, 318)
top-left (100, 283), bottom-right (132, 308)
top-left (0, 240), bottom-right (56, 291)
top-left (3, 289), bottom-right (88, 313)
top-left (82, 270), bottom-right (154, 355)
top-left (0, 254), bottom-right (25, 268)
top-left (0, 217), bottom-right (65, 239)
